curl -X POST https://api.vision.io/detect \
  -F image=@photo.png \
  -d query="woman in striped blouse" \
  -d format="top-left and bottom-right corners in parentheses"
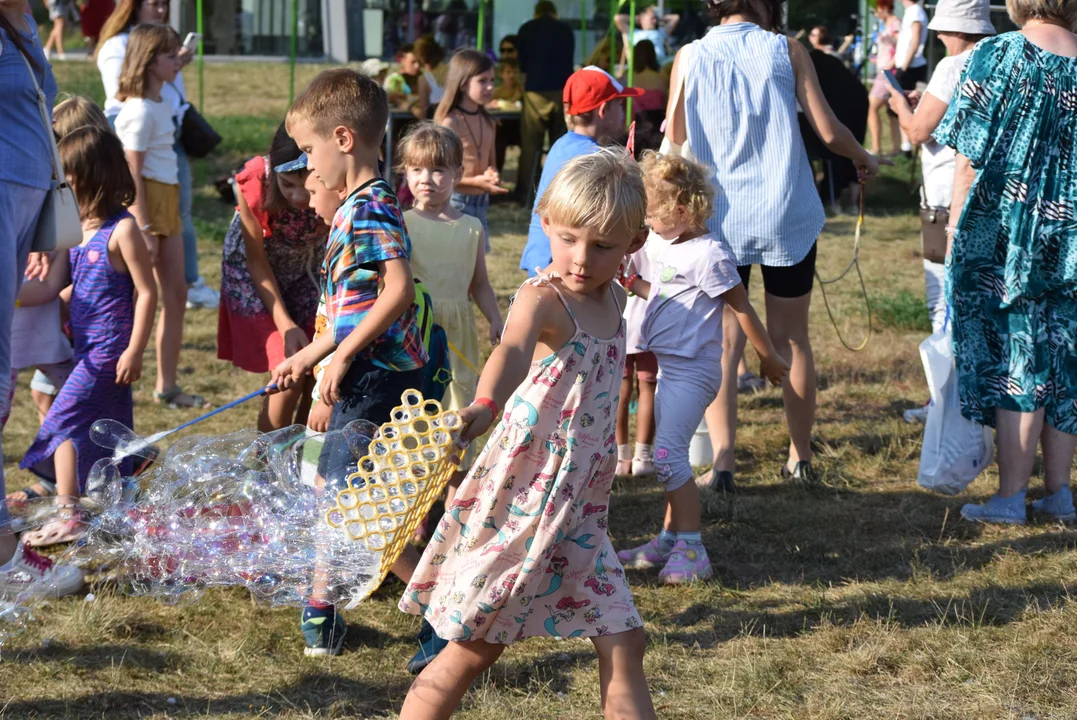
top-left (665, 0), bottom-right (884, 489)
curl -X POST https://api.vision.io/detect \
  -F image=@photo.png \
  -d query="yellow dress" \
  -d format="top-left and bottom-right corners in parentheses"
top-left (405, 210), bottom-right (483, 414)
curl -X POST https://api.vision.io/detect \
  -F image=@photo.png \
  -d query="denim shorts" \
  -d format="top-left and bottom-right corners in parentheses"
top-left (450, 191), bottom-right (490, 252)
top-left (317, 357), bottom-right (426, 486)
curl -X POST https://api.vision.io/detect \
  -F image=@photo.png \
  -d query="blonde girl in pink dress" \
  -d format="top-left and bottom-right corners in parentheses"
top-left (398, 149), bottom-right (657, 720)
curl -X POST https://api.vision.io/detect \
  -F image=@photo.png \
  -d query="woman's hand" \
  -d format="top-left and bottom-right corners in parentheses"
top-left (281, 325), bottom-right (311, 358)
top-left (855, 150), bottom-right (891, 181)
top-left (887, 89), bottom-right (912, 116)
top-left (142, 230), bottom-right (159, 264)
top-left (24, 252), bottom-right (52, 281)
top-left (178, 47), bottom-right (194, 67)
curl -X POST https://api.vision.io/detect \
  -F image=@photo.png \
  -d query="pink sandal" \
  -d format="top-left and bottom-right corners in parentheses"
top-left (24, 517), bottom-right (86, 548)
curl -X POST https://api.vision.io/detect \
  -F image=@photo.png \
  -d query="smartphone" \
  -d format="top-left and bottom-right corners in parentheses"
top-left (183, 32), bottom-right (201, 52)
top-left (882, 69), bottom-right (904, 93)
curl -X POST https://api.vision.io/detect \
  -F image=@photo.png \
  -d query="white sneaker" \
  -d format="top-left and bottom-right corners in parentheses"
top-left (901, 141), bottom-right (913, 153)
top-left (0, 543), bottom-right (84, 599)
top-left (186, 277), bottom-right (220, 310)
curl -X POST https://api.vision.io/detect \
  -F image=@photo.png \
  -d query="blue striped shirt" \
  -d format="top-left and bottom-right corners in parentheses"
top-left (0, 17), bottom-right (57, 191)
top-left (684, 23), bottom-right (824, 267)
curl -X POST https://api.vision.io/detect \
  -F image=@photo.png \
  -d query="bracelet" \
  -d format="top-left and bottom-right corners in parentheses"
top-left (944, 225), bottom-right (959, 236)
top-left (623, 273), bottom-right (641, 291)
top-left (472, 397), bottom-right (500, 419)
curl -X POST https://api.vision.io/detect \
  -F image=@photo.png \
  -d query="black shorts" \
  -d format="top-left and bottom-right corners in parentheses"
top-left (317, 357), bottom-right (426, 487)
top-left (895, 64), bottom-right (927, 91)
top-left (737, 243), bottom-right (817, 299)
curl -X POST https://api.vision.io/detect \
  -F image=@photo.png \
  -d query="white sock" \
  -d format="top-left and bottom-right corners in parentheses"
top-left (617, 444), bottom-right (631, 462)
top-left (634, 443), bottom-right (653, 462)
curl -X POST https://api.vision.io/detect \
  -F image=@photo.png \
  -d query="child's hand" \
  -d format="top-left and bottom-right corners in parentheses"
top-left (457, 402), bottom-right (496, 446)
top-left (24, 252), bottom-right (52, 281)
top-left (115, 348), bottom-right (143, 385)
top-left (759, 353), bottom-right (790, 387)
top-left (269, 349), bottom-right (314, 392)
top-left (489, 318), bottom-right (504, 345)
top-left (142, 231), bottom-right (159, 264)
top-left (482, 167), bottom-right (509, 195)
top-left (282, 325), bottom-right (310, 358)
top-left (318, 355), bottom-right (350, 406)
top-left (307, 401), bottom-right (331, 432)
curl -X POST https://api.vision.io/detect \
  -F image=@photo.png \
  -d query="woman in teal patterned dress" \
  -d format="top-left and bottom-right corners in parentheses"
top-left (936, 0), bottom-right (1077, 524)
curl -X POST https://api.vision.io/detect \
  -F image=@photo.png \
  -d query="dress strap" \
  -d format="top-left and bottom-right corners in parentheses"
top-left (523, 271), bottom-right (580, 331)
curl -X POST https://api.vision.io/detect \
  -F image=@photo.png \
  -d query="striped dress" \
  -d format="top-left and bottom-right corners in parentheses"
top-left (22, 212), bottom-right (135, 489)
top-left (684, 22), bottom-right (824, 268)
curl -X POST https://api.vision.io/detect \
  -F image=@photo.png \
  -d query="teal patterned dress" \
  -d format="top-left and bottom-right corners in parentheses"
top-left (935, 33), bottom-right (1077, 433)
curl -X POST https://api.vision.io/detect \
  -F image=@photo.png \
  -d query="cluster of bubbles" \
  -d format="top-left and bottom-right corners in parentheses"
top-left (0, 393), bottom-right (461, 647)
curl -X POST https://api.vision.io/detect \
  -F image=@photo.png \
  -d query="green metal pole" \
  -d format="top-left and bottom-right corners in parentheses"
top-left (580, 0), bottom-right (587, 62)
top-left (609, 0), bottom-right (617, 70)
top-left (626, 0), bottom-right (634, 126)
top-left (476, 0), bottom-right (485, 51)
top-left (289, 0), bottom-right (298, 103)
top-left (196, 0), bottom-right (204, 111)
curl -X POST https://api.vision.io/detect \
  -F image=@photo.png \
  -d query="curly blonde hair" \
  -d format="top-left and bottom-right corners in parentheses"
top-left (638, 151), bottom-right (714, 229)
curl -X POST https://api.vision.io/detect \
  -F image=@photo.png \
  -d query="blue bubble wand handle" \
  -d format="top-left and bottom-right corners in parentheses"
top-left (163, 383), bottom-right (278, 439)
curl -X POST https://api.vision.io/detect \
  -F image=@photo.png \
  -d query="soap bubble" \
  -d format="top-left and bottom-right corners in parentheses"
top-left (0, 393), bottom-right (462, 648)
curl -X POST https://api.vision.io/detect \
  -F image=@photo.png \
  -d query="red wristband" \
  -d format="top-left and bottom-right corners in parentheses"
top-left (624, 273), bottom-right (641, 292)
top-left (473, 397), bottom-right (500, 419)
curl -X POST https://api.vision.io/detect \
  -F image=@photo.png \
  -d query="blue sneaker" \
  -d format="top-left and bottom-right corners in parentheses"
top-left (407, 619), bottom-right (449, 674)
top-left (1031, 486), bottom-right (1076, 522)
top-left (301, 605), bottom-right (347, 656)
top-left (961, 490), bottom-right (1027, 525)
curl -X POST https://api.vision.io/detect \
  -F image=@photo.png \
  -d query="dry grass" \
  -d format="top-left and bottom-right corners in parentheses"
top-left (3, 62), bottom-right (1077, 720)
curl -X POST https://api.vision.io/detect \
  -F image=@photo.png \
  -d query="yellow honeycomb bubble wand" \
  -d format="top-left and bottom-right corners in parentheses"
top-left (325, 390), bottom-right (462, 607)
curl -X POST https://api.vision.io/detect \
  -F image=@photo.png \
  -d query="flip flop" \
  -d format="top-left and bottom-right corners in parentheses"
top-left (24, 517), bottom-right (86, 548)
top-left (153, 386), bottom-right (210, 409)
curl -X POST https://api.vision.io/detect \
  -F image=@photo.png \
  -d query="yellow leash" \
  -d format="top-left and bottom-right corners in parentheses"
top-left (814, 182), bottom-right (873, 352)
top-left (446, 339), bottom-right (482, 377)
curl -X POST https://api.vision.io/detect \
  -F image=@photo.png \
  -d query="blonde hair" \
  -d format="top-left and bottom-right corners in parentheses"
top-left (116, 23), bottom-right (179, 102)
top-left (397, 122), bottom-right (464, 172)
top-left (1006, 0), bottom-right (1077, 29)
top-left (53, 95), bottom-right (111, 140)
top-left (638, 151), bottom-right (715, 229)
top-left (286, 68), bottom-right (389, 148)
top-left (535, 147), bottom-right (646, 238)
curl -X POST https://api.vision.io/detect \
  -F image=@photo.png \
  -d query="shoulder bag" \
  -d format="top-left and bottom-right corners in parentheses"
top-left (20, 50), bottom-right (81, 252)
top-left (170, 82), bottom-right (222, 158)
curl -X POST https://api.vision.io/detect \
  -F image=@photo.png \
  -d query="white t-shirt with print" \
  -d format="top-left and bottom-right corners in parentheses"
top-left (895, 3), bottom-right (929, 69)
top-left (115, 97), bottom-right (180, 185)
top-left (638, 231), bottom-right (742, 360)
top-left (921, 50), bottom-right (971, 208)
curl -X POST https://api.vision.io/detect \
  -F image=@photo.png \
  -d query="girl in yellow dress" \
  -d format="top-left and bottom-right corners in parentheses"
top-left (399, 122), bottom-right (504, 502)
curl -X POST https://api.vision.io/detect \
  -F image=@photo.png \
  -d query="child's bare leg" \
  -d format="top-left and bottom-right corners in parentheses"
top-left (592, 629), bottom-right (657, 720)
top-left (153, 233), bottom-right (192, 401)
top-left (258, 382), bottom-right (306, 432)
top-left (31, 389), bottom-right (55, 426)
top-left (616, 374), bottom-right (633, 475)
top-left (664, 480), bottom-right (700, 533)
top-left (293, 376), bottom-right (315, 427)
top-left (53, 439), bottom-right (79, 500)
top-left (636, 380), bottom-right (656, 445)
top-left (444, 470), bottom-right (465, 509)
top-left (401, 639), bottom-right (505, 720)
top-left (391, 544), bottom-right (422, 584)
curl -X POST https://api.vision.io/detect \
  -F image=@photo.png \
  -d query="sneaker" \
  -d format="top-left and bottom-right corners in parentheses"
top-left (658, 540), bottom-right (713, 584)
top-left (960, 490), bottom-right (1027, 525)
top-left (301, 606), bottom-right (347, 656)
top-left (616, 536), bottom-right (670, 569)
top-left (0, 543), bottom-right (84, 599)
top-left (186, 277), bottom-right (220, 310)
top-left (782, 460), bottom-right (819, 486)
top-left (1031, 486), bottom-right (1076, 522)
top-left (697, 469), bottom-right (737, 494)
top-left (901, 141), bottom-right (913, 153)
top-left (630, 458), bottom-right (655, 476)
top-left (737, 372), bottom-right (766, 393)
top-left (406, 619), bottom-right (449, 674)
top-left (903, 402), bottom-right (930, 424)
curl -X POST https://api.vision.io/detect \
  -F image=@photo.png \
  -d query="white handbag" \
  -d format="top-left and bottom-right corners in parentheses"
top-left (20, 50), bottom-right (81, 252)
top-left (659, 42), bottom-right (693, 159)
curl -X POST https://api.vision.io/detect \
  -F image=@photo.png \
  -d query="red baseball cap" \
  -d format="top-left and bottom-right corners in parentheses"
top-left (563, 66), bottom-right (645, 115)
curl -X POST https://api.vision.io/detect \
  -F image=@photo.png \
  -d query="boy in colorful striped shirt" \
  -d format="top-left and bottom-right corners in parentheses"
top-left (270, 68), bottom-right (428, 656)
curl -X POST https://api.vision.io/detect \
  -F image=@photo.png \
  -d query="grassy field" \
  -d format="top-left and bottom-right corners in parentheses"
top-left (4, 61), bottom-right (1077, 720)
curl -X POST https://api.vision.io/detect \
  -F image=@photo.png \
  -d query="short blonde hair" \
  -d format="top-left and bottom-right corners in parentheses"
top-left (397, 122), bottom-right (464, 172)
top-left (535, 147), bottom-right (646, 238)
top-left (1007, 0), bottom-right (1077, 29)
top-left (639, 151), bottom-right (714, 228)
top-left (53, 95), bottom-right (111, 140)
top-left (286, 68), bottom-right (389, 147)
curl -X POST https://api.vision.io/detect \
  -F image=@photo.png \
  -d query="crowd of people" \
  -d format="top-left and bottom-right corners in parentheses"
top-left (2, 0), bottom-right (1077, 716)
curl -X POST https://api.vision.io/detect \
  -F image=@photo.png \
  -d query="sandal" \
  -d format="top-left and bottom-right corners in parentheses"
top-left (24, 516), bottom-right (86, 547)
top-left (781, 460), bottom-right (819, 486)
top-left (5, 480), bottom-right (57, 506)
top-left (154, 386), bottom-right (210, 409)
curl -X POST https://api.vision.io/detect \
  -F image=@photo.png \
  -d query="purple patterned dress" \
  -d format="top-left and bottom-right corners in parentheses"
top-left (22, 212), bottom-right (135, 489)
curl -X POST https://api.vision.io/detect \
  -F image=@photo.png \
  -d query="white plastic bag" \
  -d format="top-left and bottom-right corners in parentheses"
top-left (917, 323), bottom-right (994, 495)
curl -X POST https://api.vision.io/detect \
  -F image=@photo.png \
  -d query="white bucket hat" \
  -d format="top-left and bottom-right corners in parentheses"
top-left (928, 0), bottom-right (996, 35)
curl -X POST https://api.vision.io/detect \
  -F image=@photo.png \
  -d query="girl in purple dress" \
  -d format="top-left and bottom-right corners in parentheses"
top-left (21, 126), bottom-right (157, 547)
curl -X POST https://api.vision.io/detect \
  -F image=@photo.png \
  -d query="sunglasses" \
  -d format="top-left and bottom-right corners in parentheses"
top-left (500, 46), bottom-right (515, 53)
